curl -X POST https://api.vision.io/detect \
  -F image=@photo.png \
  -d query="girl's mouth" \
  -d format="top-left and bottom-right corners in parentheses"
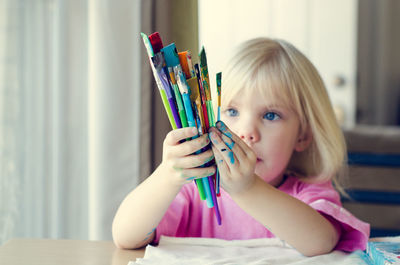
top-left (256, 158), bottom-right (262, 162)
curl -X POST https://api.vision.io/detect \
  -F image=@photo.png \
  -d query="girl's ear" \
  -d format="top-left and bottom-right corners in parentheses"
top-left (294, 128), bottom-right (312, 152)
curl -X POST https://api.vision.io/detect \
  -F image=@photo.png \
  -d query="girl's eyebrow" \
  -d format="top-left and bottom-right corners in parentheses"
top-left (264, 104), bottom-right (286, 110)
top-left (226, 99), bottom-right (239, 106)
top-left (226, 98), bottom-right (288, 111)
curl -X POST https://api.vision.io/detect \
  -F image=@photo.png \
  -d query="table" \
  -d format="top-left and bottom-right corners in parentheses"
top-left (0, 238), bottom-right (145, 265)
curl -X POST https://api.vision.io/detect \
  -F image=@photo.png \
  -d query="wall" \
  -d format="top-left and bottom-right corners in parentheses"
top-left (357, 0), bottom-right (400, 126)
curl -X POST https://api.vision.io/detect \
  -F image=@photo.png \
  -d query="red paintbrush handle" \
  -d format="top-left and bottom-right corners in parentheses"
top-left (202, 103), bottom-right (209, 130)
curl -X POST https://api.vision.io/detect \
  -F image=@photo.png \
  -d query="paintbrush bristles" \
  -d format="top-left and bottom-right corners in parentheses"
top-left (187, 78), bottom-right (199, 101)
top-left (199, 47), bottom-right (211, 101)
top-left (149, 32), bottom-right (163, 54)
top-left (178, 51), bottom-right (192, 79)
top-left (162, 43), bottom-right (180, 67)
top-left (216, 72), bottom-right (222, 107)
top-left (187, 77), bottom-right (205, 133)
top-left (194, 64), bottom-right (206, 103)
top-left (175, 68), bottom-right (190, 94)
top-left (199, 46), bottom-right (207, 69)
top-left (186, 52), bottom-right (195, 77)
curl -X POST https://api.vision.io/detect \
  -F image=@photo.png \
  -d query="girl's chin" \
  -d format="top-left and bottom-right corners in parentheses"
top-left (254, 167), bottom-right (272, 182)
top-left (255, 169), bottom-right (284, 187)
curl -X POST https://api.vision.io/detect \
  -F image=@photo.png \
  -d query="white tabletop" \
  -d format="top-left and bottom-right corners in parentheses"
top-left (0, 238), bottom-right (145, 265)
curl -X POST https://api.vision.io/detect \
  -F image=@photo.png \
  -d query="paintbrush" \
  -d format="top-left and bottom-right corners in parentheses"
top-left (216, 72), bottom-right (222, 121)
top-left (199, 48), bottom-right (216, 127)
top-left (178, 51), bottom-right (192, 79)
top-left (215, 72), bottom-right (222, 196)
top-left (194, 63), bottom-right (210, 129)
top-left (141, 32), bottom-right (179, 129)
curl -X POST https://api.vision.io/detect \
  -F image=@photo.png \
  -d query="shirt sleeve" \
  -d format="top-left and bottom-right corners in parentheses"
top-left (153, 184), bottom-right (191, 245)
top-left (295, 181), bottom-right (370, 252)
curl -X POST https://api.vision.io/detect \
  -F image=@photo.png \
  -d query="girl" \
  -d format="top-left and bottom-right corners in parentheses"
top-left (112, 38), bottom-right (369, 256)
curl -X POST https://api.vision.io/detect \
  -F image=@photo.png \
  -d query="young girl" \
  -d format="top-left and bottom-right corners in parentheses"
top-left (112, 38), bottom-right (370, 256)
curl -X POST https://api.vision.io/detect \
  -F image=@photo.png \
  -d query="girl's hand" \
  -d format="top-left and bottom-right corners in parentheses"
top-left (209, 121), bottom-right (257, 195)
top-left (160, 127), bottom-right (216, 188)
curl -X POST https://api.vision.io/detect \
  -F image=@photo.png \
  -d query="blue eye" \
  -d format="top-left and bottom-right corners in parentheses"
top-left (226, 108), bottom-right (238, 117)
top-left (263, 112), bottom-right (280, 121)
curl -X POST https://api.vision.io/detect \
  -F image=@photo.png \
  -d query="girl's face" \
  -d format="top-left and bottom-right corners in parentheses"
top-left (221, 88), bottom-right (307, 187)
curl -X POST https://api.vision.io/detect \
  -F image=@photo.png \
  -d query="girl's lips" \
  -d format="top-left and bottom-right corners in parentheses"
top-left (256, 158), bottom-right (262, 162)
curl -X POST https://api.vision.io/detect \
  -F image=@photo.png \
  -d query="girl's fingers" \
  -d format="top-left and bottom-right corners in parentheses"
top-left (209, 125), bottom-right (247, 165)
top-left (172, 149), bottom-right (214, 169)
top-left (175, 166), bottom-right (216, 182)
top-left (164, 127), bottom-right (198, 145)
top-left (177, 134), bottom-right (210, 156)
top-left (167, 133), bottom-right (210, 157)
top-left (209, 129), bottom-right (238, 166)
top-left (219, 132), bottom-right (247, 162)
top-left (215, 121), bottom-right (254, 157)
top-left (212, 146), bottom-right (229, 174)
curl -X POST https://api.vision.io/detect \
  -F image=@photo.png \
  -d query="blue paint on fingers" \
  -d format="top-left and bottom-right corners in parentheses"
top-left (228, 151), bottom-right (235, 164)
top-left (226, 139), bottom-right (235, 150)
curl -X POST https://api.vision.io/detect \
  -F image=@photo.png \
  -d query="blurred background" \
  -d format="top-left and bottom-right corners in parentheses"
top-left (1, 0), bottom-right (399, 245)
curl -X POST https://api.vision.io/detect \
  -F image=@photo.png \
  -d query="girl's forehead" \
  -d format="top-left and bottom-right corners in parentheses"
top-left (224, 82), bottom-right (292, 109)
top-left (221, 56), bottom-right (301, 113)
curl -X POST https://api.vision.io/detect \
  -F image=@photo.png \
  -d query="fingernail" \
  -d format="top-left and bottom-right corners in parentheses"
top-left (191, 127), bottom-right (198, 135)
top-left (209, 131), bottom-right (217, 141)
top-left (216, 121), bottom-right (226, 131)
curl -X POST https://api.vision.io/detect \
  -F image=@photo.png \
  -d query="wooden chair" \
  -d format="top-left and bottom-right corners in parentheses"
top-left (342, 125), bottom-right (400, 237)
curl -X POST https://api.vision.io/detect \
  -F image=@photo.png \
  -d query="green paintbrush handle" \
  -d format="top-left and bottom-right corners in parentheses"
top-left (206, 100), bottom-right (216, 126)
top-left (160, 89), bottom-right (177, 129)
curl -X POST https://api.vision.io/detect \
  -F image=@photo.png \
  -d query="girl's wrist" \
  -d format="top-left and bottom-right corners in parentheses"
top-left (155, 162), bottom-right (186, 190)
top-left (227, 173), bottom-right (259, 199)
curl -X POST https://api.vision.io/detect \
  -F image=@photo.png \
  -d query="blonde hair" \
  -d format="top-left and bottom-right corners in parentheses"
top-left (222, 38), bottom-right (347, 184)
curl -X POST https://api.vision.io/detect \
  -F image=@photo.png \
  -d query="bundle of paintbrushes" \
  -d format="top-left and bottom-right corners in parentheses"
top-left (141, 32), bottom-right (222, 225)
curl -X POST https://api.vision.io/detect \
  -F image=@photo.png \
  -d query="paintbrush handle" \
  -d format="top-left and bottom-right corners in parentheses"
top-left (159, 90), bottom-right (177, 129)
top-left (206, 101), bottom-right (216, 127)
top-left (202, 103), bottom-right (210, 129)
top-left (172, 85), bottom-right (188, 127)
top-left (208, 175), bottom-right (221, 224)
top-left (195, 179), bottom-right (206, 200)
top-left (202, 177), bottom-right (214, 208)
top-left (182, 94), bottom-right (196, 128)
top-left (182, 93), bottom-right (215, 208)
top-left (168, 98), bottom-right (182, 128)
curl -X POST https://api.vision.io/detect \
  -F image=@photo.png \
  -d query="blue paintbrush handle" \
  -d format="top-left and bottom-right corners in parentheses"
top-left (182, 93), bottom-right (196, 128)
top-left (182, 93), bottom-right (214, 207)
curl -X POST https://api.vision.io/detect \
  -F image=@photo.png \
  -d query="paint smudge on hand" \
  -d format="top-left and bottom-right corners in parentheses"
top-left (228, 151), bottom-right (235, 164)
top-left (142, 227), bottom-right (156, 242)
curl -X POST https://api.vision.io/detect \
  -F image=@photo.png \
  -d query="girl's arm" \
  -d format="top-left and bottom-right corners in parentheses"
top-left (112, 164), bottom-right (180, 249)
top-left (231, 177), bottom-right (339, 257)
top-left (112, 127), bottom-right (215, 249)
top-left (209, 123), bottom-right (339, 257)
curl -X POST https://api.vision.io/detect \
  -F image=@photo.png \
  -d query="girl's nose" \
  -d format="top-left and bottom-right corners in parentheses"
top-left (239, 127), bottom-right (260, 143)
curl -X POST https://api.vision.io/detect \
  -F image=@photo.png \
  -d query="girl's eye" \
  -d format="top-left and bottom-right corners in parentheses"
top-left (263, 112), bottom-right (280, 121)
top-left (226, 108), bottom-right (238, 117)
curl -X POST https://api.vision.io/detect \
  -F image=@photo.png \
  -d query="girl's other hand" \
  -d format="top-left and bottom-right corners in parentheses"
top-left (209, 121), bottom-right (257, 195)
top-left (160, 127), bottom-right (216, 188)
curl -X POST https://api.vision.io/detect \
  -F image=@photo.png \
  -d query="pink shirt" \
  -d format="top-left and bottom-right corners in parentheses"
top-left (154, 175), bottom-right (370, 252)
